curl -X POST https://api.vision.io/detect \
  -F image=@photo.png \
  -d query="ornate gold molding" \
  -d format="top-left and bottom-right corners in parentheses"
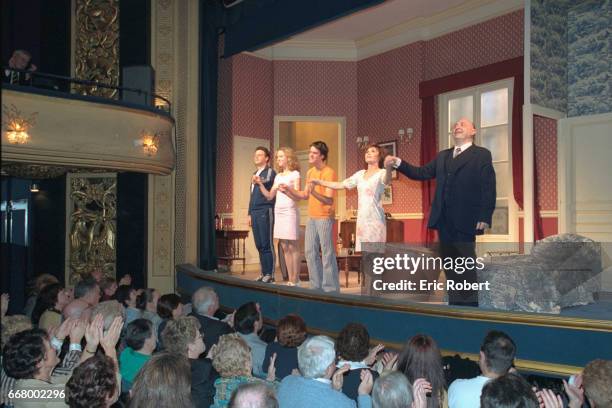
top-left (74, 0), bottom-right (120, 98)
top-left (67, 173), bottom-right (117, 284)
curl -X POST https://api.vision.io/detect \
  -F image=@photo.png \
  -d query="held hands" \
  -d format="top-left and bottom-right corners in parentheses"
top-left (384, 156), bottom-right (398, 169)
top-left (252, 175), bottom-right (262, 185)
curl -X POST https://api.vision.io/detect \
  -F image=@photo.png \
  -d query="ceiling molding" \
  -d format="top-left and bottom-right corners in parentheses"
top-left (252, 0), bottom-right (523, 62)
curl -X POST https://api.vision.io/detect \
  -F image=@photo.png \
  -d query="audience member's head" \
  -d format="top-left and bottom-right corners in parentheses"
top-left (234, 302), bottom-right (262, 335)
top-left (65, 354), bottom-right (119, 408)
top-left (397, 334), bottom-right (445, 407)
top-left (372, 371), bottom-right (413, 408)
top-left (8, 50), bottom-right (34, 70)
top-left (480, 373), bottom-right (538, 408)
top-left (161, 316), bottom-right (205, 358)
top-left (582, 359), bottom-right (612, 407)
top-left (157, 293), bottom-right (183, 319)
top-left (297, 335), bottom-right (336, 379)
top-left (116, 285), bottom-right (138, 308)
top-left (129, 352), bottom-right (194, 408)
top-left (276, 314), bottom-right (307, 348)
top-left (137, 288), bottom-right (160, 313)
top-left (88, 268), bottom-right (105, 283)
top-left (74, 276), bottom-right (101, 305)
top-left (90, 300), bottom-right (125, 330)
top-left (1, 314), bottom-right (33, 349)
top-left (100, 277), bottom-right (118, 300)
top-left (480, 331), bottom-right (516, 376)
top-left (125, 318), bottom-right (156, 353)
top-left (211, 333), bottom-right (252, 378)
top-left (336, 322), bottom-right (370, 362)
top-left (192, 287), bottom-right (219, 317)
top-left (27, 273), bottom-right (58, 296)
top-left (3, 328), bottom-right (58, 380)
top-left (32, 283), bottom-right (71, 324)
top-left (229, 382), bottom-right (278, 408)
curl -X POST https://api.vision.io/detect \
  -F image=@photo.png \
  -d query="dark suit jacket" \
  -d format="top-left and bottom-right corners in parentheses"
top-left (189, 312), bottom-right (234, 350)
top-left (397, 145), bottom-right (496, 235)
top-left (191, 357), bottom-right (218, 408)
top-left (248, 166), bottom-right (276, 215)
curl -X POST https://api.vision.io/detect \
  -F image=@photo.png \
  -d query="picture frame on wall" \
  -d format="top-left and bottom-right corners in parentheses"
top-left (379, 140), bottom-right (398, 179)
top-left (382, 184), bottom-right (393, 205)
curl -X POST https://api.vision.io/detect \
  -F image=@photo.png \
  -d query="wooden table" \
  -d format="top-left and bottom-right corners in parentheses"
top-left (336, 252), bottom-right (362, 288)
top-left (215, 229), bottom-right (249, 274)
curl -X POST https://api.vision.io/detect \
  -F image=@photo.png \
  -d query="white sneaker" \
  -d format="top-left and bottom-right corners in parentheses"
top-left (261, 275), bottom-right (275, 283)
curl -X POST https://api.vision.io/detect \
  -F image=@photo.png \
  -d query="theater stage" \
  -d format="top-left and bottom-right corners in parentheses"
top-left (176, 264), bottom-right (612, 377)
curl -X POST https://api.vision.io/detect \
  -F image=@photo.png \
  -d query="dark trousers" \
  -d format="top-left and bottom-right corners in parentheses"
top-left (437, 213), bottom-right (479, 306)
top-left (251, 208), bottom-right (275, 276)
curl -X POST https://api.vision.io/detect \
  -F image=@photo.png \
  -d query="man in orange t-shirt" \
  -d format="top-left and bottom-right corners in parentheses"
top-left (282, 141), bottom-right (339, 292)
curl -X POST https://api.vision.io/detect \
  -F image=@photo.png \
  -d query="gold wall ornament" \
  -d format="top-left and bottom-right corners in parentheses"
top-left (2, 104), bottom-right (37, 144)
top-left (1, 163), bottom-right (68, 179)
top-left (67, 174), bottom-right (117, 284)
top-left (74, 0), bottom-right (120, 98)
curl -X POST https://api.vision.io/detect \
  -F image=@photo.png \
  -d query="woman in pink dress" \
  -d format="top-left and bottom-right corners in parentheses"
top-left (311, 144), bottom-right (392, 252)
top-left (255, 147), bottom-right (301, 285)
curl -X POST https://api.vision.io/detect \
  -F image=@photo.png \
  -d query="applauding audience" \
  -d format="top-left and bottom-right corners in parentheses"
top-left (262, 314), bottom-right (306, 380)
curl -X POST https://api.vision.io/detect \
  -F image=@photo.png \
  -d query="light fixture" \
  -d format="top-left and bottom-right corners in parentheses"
top-left (3, 104), bottom-right (37, 145)
top-left (398, 128), bottom-right (414, 143)
top-left (136, 131), bottom-right (160, 156)
top-left (356, 135), bottom-right (369, 149)
top-left (30, 183), bottom-right (39, 193)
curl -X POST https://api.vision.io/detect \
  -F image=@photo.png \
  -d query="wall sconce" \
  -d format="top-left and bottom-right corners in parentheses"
top-left (356, 135), bottom-right (369, 149)
top-left (136, 131), bottom-right (160, 156)
top-left (30, 183), bottom-right (40, 193)
top-left (398, 128), bottom-right (414, 143)
top-left (2, 104), bottom-right (37, 145)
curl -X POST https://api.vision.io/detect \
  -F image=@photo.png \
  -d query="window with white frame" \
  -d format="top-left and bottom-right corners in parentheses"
top-left (438, 79), bottom-right (515, 239)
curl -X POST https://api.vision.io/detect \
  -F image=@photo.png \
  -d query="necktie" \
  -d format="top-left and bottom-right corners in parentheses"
top-left (453, 147), bottom-right (462, 158)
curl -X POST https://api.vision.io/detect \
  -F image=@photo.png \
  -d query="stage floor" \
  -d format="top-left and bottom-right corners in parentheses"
top-left (221, 264), bottom-right (612, 321)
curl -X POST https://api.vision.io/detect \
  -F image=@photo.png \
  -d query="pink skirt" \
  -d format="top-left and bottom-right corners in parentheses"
top-left (274, 206), bottom-right (299, 240)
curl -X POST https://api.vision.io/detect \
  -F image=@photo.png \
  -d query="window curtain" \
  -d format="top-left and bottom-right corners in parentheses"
top-left (418, 57), bottom-right (531, 243)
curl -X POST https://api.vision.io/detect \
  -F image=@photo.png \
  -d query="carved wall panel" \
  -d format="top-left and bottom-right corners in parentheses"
top-left (66, 173), bottom-right (117, 284)
top-left (74, 0), bottom-right (120, 98)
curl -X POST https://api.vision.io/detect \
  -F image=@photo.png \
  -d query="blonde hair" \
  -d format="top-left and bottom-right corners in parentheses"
top-left (211, 333), bottom-right (252, 377)
top-left (1, 315), bottom-right (33, 349)
top-left (161, 316), bottom-right (201, 356)
top-left (275, 147), bottom-right (300, 172)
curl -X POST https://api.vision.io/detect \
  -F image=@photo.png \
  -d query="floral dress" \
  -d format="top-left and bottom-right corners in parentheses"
top-left (343, 169), bottom-right (387, 252)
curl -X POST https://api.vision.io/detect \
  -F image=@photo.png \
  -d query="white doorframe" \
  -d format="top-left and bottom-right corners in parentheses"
top-left (273, 115), bottom-right (347, 220)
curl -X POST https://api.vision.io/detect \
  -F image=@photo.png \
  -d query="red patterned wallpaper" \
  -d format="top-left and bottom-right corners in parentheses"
top-left (216, 10), bottom-right (528, 221)
top-left (533, 115), bottom-right (558, 211)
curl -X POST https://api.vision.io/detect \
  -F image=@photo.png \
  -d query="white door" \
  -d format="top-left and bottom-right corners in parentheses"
top-left (233, 136), bottom-right (270, 266)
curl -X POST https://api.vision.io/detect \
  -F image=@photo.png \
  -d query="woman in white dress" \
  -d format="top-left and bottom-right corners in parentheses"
top-left (255, 147), bottom-right (301, 285)
top-left (311, 144), bottom-right (392, 252)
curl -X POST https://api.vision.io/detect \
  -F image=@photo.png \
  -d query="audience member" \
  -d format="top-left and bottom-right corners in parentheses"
top-left (582, 359), bottom-right (612, 407)
top-left (65, 354), bottom-right (119, 408)
top-left (137, 289), bottom-right (162, 333)
top-left (336, 323), bottom-right (381, 400)
top-left (63, 277), bottom-right (101, 320)
top-left (23, 274), bottom-right (59, 318)
top-left (156, 293), bottom-right (183, 349)
top-left (229, 382), bottom-right (278, 408)
top-left (128, 352), bottom-right (195, 408)
top-left (396, 334), bottom-right (447, 408)
top-left (210, 333), bottom-right (276, 408)
top-left (116, 285), bottom-right (142, 324)
top-left (32, 283), bottom-right (72, 330)
top-left (277, 335), bottom-right (373, 408)
top-left (3, 50), bottom-right (37, 85)
top-left (234, 302), bottom-right (267, 378)
top-left (90, 300), bottom-right (125, 331)
top-left (448, 330), bottom-right (516, 408)
top-left (1, 315), bottom-right (33, 406)
top-left (119, 319), bottom-right (156, 390)
top-left (480, 373), bottom-right (538, 408)
top-left (100, 278), bottom-right (118, 301)
top-left (162, 316), bottom-right (216, 408)
top-left (190, 287), bottom-right (233, 350)
top-left (372, 371), bottom-right (430, 408)
top-left (262, 314), bottom-right (306, 380)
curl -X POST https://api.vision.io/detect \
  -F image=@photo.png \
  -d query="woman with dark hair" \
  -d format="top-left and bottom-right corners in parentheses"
top-left (262, 314), bottom-right (307, 380)
top-left (65, 354), bottom-right (119, 408)
top-left (311, 144), bottom-right (392, 252)
top-left (396, 334), bottom-right (447, 408)
top-left (129, 352), bottom-right (195, 408)
top-left (156, 293), bottom-right (183, 349)
top-left (32, 283), bottom-right (72, 329)
top-left (116, 285), bottom-right (141, 324)
top-left (335, 322), bottom-right (380, 400)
